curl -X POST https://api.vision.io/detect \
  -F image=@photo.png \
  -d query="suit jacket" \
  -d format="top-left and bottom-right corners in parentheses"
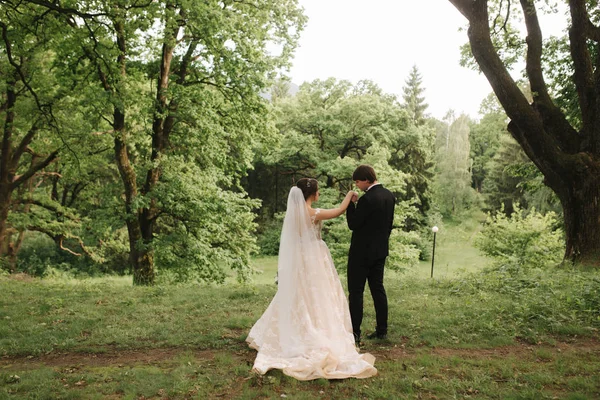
top-left (346, 184), bottom-right (395, 263)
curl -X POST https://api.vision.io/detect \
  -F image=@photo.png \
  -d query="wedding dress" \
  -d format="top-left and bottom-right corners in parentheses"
top-left (246, 187), bottom-right (376, 380)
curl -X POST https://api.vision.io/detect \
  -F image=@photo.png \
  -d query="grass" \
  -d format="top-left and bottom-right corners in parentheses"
top-left (1, 268), bottom-right (599, 399)
top-left (247, 256), bottom-right (279, 285)
top-left (416, 210), bottom-right (490, 278)
top-left (1, 216), bottom-right (599, 399)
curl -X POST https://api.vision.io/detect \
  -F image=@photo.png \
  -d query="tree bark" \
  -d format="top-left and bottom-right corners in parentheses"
top-left (561, 172), bottom-right (600, 265)
top-left (0, 77), bottom-right (17, 259)
top-left (0, 74), bottom-right (59, 270)
top-left (448, 0), bottom-right (600, 266)
top-left (110, 14), bottom-right (155, 285)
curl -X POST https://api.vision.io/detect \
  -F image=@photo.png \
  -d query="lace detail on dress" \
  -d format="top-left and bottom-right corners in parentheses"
top-left (310, 208), bottom-right (320, 223)
top-left (310, 208), bottom-right (322, 240)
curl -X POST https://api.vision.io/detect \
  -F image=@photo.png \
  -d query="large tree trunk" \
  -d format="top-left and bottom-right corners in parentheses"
top-left (0, 187), bottom-right (13, 260)
top-left (449, 0), bottom-right (600, 266)
top-left (107, 14), bottom-right (157, 285)
top-left (560, 172), bottom-right (600, 266)
top-left (114, 112), bottom-right (155, 285)
top-left (0, 77), bottom-right (16, 261)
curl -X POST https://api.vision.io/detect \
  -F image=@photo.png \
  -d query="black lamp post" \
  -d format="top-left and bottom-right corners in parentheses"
top-left (431, 226), bottom-right (439, 278)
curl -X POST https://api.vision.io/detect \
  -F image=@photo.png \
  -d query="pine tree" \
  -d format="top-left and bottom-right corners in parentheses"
top-left (402, 65), bottom-right (429, 126)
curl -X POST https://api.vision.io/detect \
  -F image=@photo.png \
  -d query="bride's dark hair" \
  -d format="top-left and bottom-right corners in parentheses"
top-left (296, 178), bottom-right (318, 200)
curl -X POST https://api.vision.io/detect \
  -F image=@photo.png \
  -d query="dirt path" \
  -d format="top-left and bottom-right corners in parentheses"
top-left (2, 337), bottom-right (598, 370)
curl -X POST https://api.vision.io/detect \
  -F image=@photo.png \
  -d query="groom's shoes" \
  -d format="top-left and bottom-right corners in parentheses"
top-left (353, 332), bottom-right (362, 347)
top-left (366, 331), bottom-right (387, 340)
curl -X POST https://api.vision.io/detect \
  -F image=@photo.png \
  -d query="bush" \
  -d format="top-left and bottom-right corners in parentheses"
top-left (15, 233), bottom-right (62, 277)
top-left (14, 231), bottom-right (129, 278)
top-left (256, 213), bottom-right (284, 256)
top-left (474, 206), bottom-right (564, 272)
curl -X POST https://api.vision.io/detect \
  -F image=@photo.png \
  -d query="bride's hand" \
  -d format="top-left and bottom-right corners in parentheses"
top-left (347, 190), bottom-right (358, 203)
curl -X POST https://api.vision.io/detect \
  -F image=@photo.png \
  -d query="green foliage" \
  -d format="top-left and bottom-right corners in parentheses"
top-left (433, 114), bottom-right (479, 216)
top-left (446, 267), bottom-right (600, 341)
top-left (474, 206), bottom-right (564, 271)
top-left (256, 213), bottom-right (284, 256)
top-left (0, 0), bottom-right (307, 284)
top-left (389, 123), bottom-right (436, 231)
top-left (151, 156), bottom-right (260, 283)
top-left (14, 233), bottom-right (121, 278)
top-left (401, 65), bottom-right (429, 126)
top-left (248, 77), bottom-right (436, 269)
top-left (469, 95), bottom-right (505, 193)
top-left (541, 35), bottom-right (583, 129)
top-left (482, 134), bottom-right (531, 214)
top-left (14, 234), bottom-right (60, 277)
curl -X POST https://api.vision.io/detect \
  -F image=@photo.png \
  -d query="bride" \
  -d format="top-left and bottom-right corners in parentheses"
top-left (246, 178), bottom-right (377, 380)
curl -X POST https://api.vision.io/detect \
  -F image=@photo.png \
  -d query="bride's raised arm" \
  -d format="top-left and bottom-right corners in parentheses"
top-left (312, 191), bottom-right (357, 221)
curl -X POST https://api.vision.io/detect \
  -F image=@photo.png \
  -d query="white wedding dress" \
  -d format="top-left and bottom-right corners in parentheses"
top-left (246, 187), bottom-right (376, 380)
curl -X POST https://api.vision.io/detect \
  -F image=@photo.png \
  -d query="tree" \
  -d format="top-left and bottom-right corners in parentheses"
top-left (248, 78), bottom-right (424, 268)
top-left (434, 114), bottom-right (476, 216)
top-left (401, 65), bottom-right (429, 126)
top-left (469, 93), bottom-right (506, 193)
top-left (0, 4), bottom-right (77, 270)
top-left (16, 0), bottom-right (306, 284)
top-left (448, 0), bottom-right (600, 265)
top-left (483, 134), bottom-right (531, 214)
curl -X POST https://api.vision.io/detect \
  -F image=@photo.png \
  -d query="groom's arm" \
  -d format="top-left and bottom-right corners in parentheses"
top-left (346, 196), bottom-right (370, 231)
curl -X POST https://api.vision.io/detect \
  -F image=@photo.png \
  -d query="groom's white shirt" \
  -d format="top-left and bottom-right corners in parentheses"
top-left (366, 183), bottom-right (381, 192)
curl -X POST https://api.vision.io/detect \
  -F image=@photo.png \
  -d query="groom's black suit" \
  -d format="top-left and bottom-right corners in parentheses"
top-left (346, 184), bottom-right (395, 339)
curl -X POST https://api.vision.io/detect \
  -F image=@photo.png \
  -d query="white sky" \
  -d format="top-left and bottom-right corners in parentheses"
top-left (287, 0), bottom-right (568, 120)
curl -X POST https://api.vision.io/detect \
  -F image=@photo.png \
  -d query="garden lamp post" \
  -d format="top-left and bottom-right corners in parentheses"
top-left (431, 226), bottom-right (439, 278)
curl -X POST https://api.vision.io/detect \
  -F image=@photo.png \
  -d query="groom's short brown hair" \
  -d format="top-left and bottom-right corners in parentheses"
top-left (352, 165), bottom-right (376, 183)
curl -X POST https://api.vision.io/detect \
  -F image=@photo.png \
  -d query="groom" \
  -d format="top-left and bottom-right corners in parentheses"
top-left (346, 165), bottom-right (395, 344)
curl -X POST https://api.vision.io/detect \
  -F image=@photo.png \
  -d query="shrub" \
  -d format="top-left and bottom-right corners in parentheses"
top-left (256, 213), bottom-right (284, 256)
top-left (14, 231), bottom-right (129, 278)
top-left (474, 206), bottom-right (564, 272)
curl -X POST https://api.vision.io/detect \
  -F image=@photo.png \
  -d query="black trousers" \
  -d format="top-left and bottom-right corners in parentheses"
top-left (347, 256), bottom-right (388, 337)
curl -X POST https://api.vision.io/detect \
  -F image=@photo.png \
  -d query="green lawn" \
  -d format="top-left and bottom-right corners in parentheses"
top-left (2, 264), bottom-right (599, 399)
top-left (1, 215), bottom-right (599, 399)
top-left (415, 211), bottom-right (490, 278)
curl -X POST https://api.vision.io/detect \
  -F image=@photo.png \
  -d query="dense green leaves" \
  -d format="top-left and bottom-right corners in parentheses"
top-left (0, 0), bottom-right (306, 283)
top-left (401, 65), bottom-right (429, 126)
top-left (433, 114), bottom-right (477, 217)
top-left (248, 78), bottom-right (435, 269)
top-left (475, 206), bottom-right (564, 271)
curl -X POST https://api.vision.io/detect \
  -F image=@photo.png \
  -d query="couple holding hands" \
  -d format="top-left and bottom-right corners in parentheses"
top-left (246, 165), bottom-right (395, 380)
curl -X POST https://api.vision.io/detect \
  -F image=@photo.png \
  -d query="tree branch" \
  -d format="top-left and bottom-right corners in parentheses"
top-left (520, 0), bottom-right (579, 153)
top-left (57, 236), bottom-right (82, 256)
top-left (11, 149), bottom-right (59, 189)
top-left (10, 122), bottom-right (40, 171)
top-left (0, 21), bottom-right (45, 113)
top-left (567, 0), bottom-right (596, 139)
top-left (20, 0), bottom-right (108, 19)
top-left (448, 0), bottom-right (476, 20)
top-left (462, 0), bottom-right (569, 188)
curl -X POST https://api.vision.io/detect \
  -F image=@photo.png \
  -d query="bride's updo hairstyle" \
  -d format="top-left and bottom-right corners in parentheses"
top-left (296, 178), bottom-right (318, 200)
